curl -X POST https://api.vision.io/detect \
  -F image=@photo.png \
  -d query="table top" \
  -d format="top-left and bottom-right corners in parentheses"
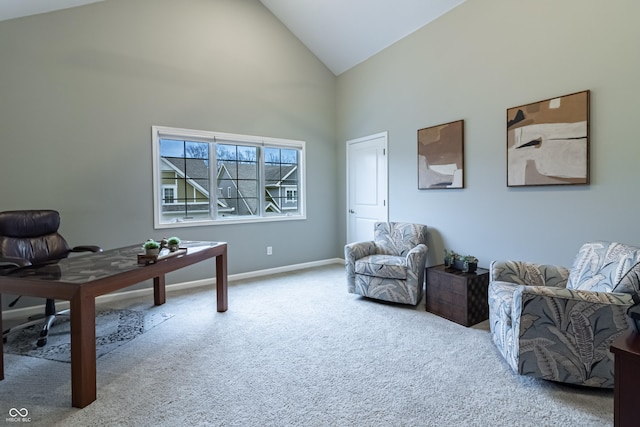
top-left (428, 264), bottom-right (489, 276)
top-left (611, 329), bottom-right (640, 357)
top-left (0, 241), bottom-right (225, 285)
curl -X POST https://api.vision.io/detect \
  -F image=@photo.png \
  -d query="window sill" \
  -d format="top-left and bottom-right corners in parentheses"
top-left (154, 214), bottom-right (306, 229)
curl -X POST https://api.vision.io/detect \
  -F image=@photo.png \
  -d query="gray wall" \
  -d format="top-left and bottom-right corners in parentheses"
top-left (337, 0), bottom-right (640, 268)
top-left (0, 0), bottom-right (337, 308)
top-left (3, 0), bottom-right (639, 311)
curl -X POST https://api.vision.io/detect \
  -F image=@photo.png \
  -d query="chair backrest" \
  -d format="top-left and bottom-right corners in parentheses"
top-left (567, 241), bottom-right (640, 294)
top-left (373, 222), bottom-right (428, 257)
top-left (0, 210), bottom-right (71, 265)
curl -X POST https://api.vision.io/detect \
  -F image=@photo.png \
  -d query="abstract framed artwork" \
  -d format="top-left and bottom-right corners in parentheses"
top-left (506, 90), bottom-right (590, 187)
top-left (418, 119), bottom-right (464, 189)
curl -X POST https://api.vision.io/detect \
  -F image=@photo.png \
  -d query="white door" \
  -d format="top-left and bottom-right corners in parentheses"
top-left (346, 132), bottom-right (388, 243)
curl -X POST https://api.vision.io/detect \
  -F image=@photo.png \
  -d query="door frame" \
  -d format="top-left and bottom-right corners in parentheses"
top-left (346, 131), bottom-right (389, 243)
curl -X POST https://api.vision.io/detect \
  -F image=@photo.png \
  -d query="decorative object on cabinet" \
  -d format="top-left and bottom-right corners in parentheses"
top-left (443, 250), bottom-right (478, 273)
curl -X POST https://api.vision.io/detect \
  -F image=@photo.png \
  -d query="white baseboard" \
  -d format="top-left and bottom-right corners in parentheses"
top-left (2, 258), bottom-right (344, 321)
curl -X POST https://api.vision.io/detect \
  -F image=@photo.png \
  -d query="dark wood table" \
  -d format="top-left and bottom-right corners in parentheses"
top-left (610, 329), bottom-right (640, 427)
top-left (425, 265), bottom-right (489, 327)
top-left (0, 241), bottom-right (227, 408)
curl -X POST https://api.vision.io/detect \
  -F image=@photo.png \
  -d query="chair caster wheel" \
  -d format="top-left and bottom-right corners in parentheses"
top-left (37, 337), bottom-right (47, 347)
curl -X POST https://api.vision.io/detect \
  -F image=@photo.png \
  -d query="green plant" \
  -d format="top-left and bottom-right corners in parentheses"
top-left (463, 255), bottom-right (478, 263)
top-left (143, 239), bottom-right (160, 250)
top-left (167, 237), bottom-right (181, 246)
top-left (444, 249), bottom-right (478, 267)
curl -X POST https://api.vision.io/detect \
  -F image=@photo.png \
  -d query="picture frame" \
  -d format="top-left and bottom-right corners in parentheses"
top-left (506, 90), bottom-right (590, 187)
top-left (418, 119), bottom-right (464, 189)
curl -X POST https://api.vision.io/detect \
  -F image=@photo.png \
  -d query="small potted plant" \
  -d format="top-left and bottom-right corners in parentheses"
top-left (166, 236), bottom-right (181, 252)
top-left (143, 239), bottom-right (161, 256)
top-left (444, 250), bottom-right (457, 268)
top-left (461, 255), bottom-right (478, 273)
top-left (447, 251), bottom-right (478, 273)
top-left (452, 254), bottom-right (464, 271)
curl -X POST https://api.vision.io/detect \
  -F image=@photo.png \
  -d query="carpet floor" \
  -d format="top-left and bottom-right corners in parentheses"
top-left (0, 264), bottom-right (612, 426)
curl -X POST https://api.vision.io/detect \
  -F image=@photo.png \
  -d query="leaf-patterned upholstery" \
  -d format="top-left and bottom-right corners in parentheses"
top-left (345, 222), bottom-right (428, 305)
top-left (488, 241), bottom-right (640, 387)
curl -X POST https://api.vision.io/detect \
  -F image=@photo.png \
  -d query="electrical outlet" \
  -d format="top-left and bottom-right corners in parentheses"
top-left (267, 246), bottom-right (273, 255)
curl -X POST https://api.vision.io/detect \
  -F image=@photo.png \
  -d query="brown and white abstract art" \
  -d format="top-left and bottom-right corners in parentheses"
top-left (418, 120), bottom-right (464, 189)
top-left (506, 90), bottom-right (590, 186)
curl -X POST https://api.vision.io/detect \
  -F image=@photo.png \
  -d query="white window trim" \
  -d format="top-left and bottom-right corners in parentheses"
top-left (152, 125), bottom-right (306, 229)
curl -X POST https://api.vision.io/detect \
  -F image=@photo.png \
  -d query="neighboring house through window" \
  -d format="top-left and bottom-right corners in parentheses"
top-left (152, 126), bottom-right (305, 228)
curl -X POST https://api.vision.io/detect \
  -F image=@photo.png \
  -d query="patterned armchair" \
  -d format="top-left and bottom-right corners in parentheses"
top-left (345, 222), bottom-right (428, 305)
top-left (488, 241), bottom-right (640, 388)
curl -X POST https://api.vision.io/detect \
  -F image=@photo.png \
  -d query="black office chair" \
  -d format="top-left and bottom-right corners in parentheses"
top-left (0, 210), bottom-right (101, 347)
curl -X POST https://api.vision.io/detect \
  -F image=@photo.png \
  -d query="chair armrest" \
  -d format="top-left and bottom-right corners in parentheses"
top-left (71, 245), bottom-right (102, 253)
top-left (517, 285), bottom-right (635, 307)
top-left (513, 286), bottom-right (633, 387)
top-left (0, 256), bottom-right (32, 268)
top-left (344, 241), bottom-right (376, 286)
top-left (490, 260), bottom-right (570, 288)
top-left (344, 241), bottom-right (376, 264)
top-left (406, 244), bottom-right (428, 265)
top-left (406, 244), bottom-right (429, 283)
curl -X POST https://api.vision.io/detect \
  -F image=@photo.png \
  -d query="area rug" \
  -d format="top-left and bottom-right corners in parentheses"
top-left (4, 309), bottom-right (174, 362)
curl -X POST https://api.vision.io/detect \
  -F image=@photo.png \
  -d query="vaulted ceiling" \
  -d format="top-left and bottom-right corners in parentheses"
top-left (0, 0), bottom-right (466, 75)
top-left (258, 0), bottom-right (466, 75)
top-left (0, 0), bottom-right (104, 23)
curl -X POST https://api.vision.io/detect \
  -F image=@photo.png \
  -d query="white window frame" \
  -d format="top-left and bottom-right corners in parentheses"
top-left (152, 125), bottom-right (306, 229)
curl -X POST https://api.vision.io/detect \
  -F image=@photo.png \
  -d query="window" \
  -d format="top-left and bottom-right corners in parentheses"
top-left (152, 126), bottom-right (305, 228)
top-left (162, 186), bottom-right (176, 204)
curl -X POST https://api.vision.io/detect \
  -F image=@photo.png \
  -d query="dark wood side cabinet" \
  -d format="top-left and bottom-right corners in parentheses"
top-left (611, 330), bottom-right (640, 427)
top-left (425, 264), bottom-right (489, 327)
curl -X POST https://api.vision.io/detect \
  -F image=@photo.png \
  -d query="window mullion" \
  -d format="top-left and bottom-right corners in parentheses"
top-left (259, 146), bottom-right (265, 217)
top-left (210, 142), bottom-right (217, 220)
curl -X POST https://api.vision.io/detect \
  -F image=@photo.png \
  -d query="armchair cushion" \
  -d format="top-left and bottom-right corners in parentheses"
top-left (355, 255), bottom-right (408, 280)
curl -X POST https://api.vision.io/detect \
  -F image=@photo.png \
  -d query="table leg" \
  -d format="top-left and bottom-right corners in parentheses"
top-left (70, 294), bottom-right (96, 408)
top-left (216, 250), bottom-right (228, 312)
top-left (154, 275), bottom-right (166, 306)
top-left (0, 293), bottom-right (4, 380)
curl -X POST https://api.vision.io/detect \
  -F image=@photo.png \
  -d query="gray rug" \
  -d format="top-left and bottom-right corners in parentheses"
top-left (4, 309), bottom-right (173, 362)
